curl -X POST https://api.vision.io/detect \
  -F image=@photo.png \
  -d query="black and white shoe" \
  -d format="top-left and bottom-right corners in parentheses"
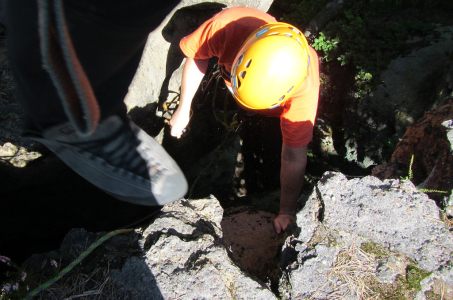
top-left (32, 115), bottom-right (187, 206)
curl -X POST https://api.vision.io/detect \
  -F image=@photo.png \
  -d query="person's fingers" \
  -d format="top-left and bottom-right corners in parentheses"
top-left (170, 125), bottom-right (182, 138)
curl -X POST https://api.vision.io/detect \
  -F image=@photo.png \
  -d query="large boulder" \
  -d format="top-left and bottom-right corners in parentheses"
top-left (112, 197), bottom-right (277, 299)
top-left (280, 172), bottom-right (453, 299)
top-left (124, 0), bottom-right (274, 112)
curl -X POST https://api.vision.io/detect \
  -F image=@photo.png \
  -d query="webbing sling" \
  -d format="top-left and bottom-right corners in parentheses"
top-left (37, 0), bottom-right (100, 135)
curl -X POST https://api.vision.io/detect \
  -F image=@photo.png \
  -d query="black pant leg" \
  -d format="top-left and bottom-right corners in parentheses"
top-left (4, 0), bottom-right (181, 134)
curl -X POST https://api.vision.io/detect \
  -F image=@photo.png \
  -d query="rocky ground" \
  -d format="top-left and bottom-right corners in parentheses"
top-left (1, 0), bottom-right (453, 299)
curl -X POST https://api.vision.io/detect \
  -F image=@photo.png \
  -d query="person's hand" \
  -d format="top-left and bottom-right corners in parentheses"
top-left (169, 108), bottom-right (190, 139)
top-left (273, 213), bottom-right (296, 234)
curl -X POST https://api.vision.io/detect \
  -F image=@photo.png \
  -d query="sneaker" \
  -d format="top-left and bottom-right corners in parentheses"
top-left (30, 115), bottom-right (188, 206)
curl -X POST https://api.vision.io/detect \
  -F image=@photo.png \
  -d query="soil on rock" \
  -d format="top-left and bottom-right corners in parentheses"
top-left (221, 206), bottom-right (287, 288)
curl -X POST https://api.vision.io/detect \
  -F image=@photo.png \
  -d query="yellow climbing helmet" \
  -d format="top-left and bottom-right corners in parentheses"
top-left (231, 22), bottom-right (310, 110)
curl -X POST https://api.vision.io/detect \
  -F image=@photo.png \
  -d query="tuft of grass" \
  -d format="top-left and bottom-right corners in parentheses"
top-left (37, 265), bottom-right (124, 300)
top-left (310, 240), bottom-right (379, 299)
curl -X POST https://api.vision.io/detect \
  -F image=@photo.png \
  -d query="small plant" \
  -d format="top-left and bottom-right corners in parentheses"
top-left (402, 154), bottom-right (448, 194)
top-left (0, 255), bottom-right (60, 300)
top-left (401, 155), bottom-right (415, 180)
top-left (284, 0), bottom-right (439, 97)
top-left (312, 32), bottom-right (339, 62)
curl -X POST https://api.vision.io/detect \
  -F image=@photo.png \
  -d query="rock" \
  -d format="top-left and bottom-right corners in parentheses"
top-left (0, 142), bottom-right (42, 167)
top-left (376, 255), bottom-right (409, 284)
top-left (447, 206), bottom-right (453, 217)
top-left (444, 119), bottom-right (453, 151)
top-left (111, 197), bottom-right (277, 299)
top-left (124, 0), bottom-right (274, 112)
top-left (17, 173), bottom-right (453, 299)
top-left (304, 0), bottom-right (345, 38)
top-left (281, 172), bottom-right (453, 299)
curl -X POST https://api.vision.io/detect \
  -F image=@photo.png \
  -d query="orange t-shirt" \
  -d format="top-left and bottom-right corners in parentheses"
top-left (180, 7), bottom-right (320, 147)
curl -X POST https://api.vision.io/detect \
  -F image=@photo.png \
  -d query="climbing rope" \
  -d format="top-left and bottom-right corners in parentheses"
top-left (24, 228), bottom-right (134, 300)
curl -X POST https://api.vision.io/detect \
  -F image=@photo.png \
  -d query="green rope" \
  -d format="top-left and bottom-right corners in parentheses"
top-left (24, 228), bottom-right (133, 300)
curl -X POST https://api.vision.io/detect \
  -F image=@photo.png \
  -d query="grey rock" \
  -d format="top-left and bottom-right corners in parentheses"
top-left (319, 173), bottom-right (452, 273)
top-left (361, 26), bottom-right (453, 137)
top-left (339, 26), bottom-right (453, 169)
top-left (375, 255), bottom-right (407, 284)
top-left (281, 172), bottom-right (453, 299)
top-left (124, 0), bottom-right (274, 111)
top-left (446, 205), bottom-right (453, 217)
top-left (111, 197), bottom-right (277, 300)
top-left (443, 119), bottom-right (453, 152)
top-left (289, 244), bottom-right (339, 299)
top-left (304, 0), bottom-right (344, 38)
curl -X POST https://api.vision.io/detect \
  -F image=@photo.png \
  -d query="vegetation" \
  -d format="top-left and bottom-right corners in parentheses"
top-left (360, 241), bottom-right (433, 299)
top-left (283, 0), bottom-right (450, 94)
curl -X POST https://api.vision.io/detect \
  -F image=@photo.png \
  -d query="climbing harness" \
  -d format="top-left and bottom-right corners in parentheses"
top-left (210, 71), bottom-right (241, 132)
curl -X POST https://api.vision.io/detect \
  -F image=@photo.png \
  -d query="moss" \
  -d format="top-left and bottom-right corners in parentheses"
top-left (425, 290), bottom-right (442, 300)
top-left (360, 241), bottom-right (432, 299)
top-left (360, 241), bottom-right (390, 259)
top-left (404, 265), bottom-right (431, 290)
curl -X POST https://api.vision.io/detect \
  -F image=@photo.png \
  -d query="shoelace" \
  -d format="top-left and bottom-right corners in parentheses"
top-left (72, 124), bottom-right (150, 178)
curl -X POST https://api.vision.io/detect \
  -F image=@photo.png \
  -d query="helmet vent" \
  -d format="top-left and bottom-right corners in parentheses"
top-left (287, 86), bottom-right (294, 93)
top-left (270, 103), bottom-right (281, 109)
top-left (279, 95), bottom-right (285, 101)
top-left (256, 28), bottom-right (269, 37)
top-left (269, 32), bottom-right (279, 36)
top-left (289, 27), bottom-right (302, 36)
top-left (239, 71), bottom-right (246, 79)
top-left (283, 33), bottom-right (293, 37)
top-left (296, 38), bottom-right (302, 45)
top-left (237, 77), bottom-right (242, 88)
top-left (245, 59), bottom-right (252, 68)
top-left (237, 54), bottom-right (244, 66)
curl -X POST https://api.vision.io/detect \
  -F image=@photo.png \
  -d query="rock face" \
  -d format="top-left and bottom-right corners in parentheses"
top-left (22, 174), bottom-right (453, 300)
top-left (124, 0), bottom-right (274, 111)
top-left (281, 172), bottom-right (453, 299)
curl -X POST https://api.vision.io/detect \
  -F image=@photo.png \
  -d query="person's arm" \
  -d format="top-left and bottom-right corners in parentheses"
top-left (169, 57), bottom-right (209, 138)
top-left (273, 143), bottom-right (308, 234)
